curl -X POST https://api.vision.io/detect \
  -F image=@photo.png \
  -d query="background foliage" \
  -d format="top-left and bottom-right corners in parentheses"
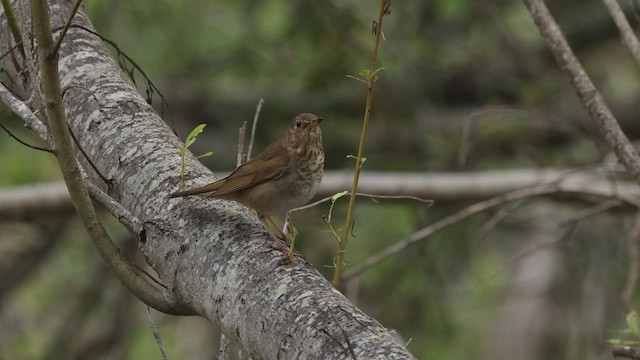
top-left (1, 0), bottom-right (639, 358)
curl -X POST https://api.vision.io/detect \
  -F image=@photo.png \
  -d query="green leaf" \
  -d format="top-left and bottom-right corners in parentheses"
top-left (289, 225), bottom-right (299, 239)
top-left (359, 69), bottom-right (371, 77)
top-left (185, 123), bottom-right (207, 148)
top-left (196, 151), bottom-right (214, 159)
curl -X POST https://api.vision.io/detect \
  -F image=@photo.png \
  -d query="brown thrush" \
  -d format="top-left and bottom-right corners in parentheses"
top-left (170, 113), bottom-right (324, 217)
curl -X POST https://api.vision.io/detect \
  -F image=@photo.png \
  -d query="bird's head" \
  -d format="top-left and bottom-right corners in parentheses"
top-left (285, 113), bottom-right (323, 150)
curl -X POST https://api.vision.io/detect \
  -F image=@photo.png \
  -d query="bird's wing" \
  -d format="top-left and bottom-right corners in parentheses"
top-left (170, 142), bottom-right (290, 198)
top-left (212, 142), bottom-right (290, 196)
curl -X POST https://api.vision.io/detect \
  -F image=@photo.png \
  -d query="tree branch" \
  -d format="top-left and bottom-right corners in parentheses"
top-left (523, 0), bottom-right (640, 185)
top-left (601, 0), bottom-right (640, 66)
top-left (30, 0), bottom-right (186, 315)
top-left (0, 81), bottom-right (51, 145)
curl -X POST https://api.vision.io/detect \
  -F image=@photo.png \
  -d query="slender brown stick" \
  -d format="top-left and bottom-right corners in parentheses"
top-left (0, 82), bottom-right (51, 144)
top-left (523, 0), bottom-right (640, 185)
top-left (247, 97), bottom-right (264, 160)
top-left (145, 306), bottom-right (168, 360)
top-left (51, 0), bottom-right (84, 56)
top-left (333, 0), bottom-right (389, 288)
top-left (237, 121), bottom-right (247, 167)
top-left (602, 0), bottom-right (640, 66)
top-left (67, 124), bottom-right (110, 184)
top-left (0, 121), bottom-right (52, 152)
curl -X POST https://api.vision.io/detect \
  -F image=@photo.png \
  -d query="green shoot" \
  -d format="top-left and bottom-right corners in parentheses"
top-left (608, 311), bottom-right (640, 345)
top-left (176, 124), bottom-right (214, 191)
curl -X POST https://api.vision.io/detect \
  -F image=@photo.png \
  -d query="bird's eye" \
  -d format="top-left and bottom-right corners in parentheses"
top-left (295, 120), bottom-right (302, 128)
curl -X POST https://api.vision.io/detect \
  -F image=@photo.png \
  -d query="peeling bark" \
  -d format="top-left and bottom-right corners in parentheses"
top-left (0, 1), bottom-right (413, 358)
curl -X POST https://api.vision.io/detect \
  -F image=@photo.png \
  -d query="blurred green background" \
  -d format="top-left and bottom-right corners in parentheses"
top-left (2, 0), bottom-right (640, 359)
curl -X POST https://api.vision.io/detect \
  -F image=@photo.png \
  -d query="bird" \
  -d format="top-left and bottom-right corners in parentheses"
top-left (170, 113), bottom-right (325, 219)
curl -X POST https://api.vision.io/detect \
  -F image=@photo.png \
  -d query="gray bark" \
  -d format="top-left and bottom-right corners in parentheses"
top-left (0, 1), bottom-right (413, 359)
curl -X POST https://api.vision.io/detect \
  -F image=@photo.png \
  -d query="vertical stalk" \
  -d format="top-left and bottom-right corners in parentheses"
top-left (332, 0), bottom-right (388, 287)
top-left (1, 0), bottom-right (25, 56)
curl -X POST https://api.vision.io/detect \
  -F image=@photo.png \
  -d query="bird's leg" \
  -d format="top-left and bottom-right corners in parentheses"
top-left (258, 215), bottom-right (292, 262)
top-left (261, 214), bottom-right (287, 241)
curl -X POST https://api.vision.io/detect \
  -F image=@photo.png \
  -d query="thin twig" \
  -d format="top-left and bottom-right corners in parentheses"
top-left (237, 121), bottom-right (247, 167)
top-left (1, 22), bottom-right (168, 112)
top-left (67, 24), bottom-right (169, 111)
top-left (321, 329), bottom-right (347, 353)
top-left (281, 192), bottom-right (432, 238)
top-left (470, 198), bottom-right (527, 248)
top-left (482, 221), bottom-right (578, 285)
top-left (328, 306), bottom-right (356, 359)
top-left (482, 200), bottom-right (621, 284)
top-left (0, 81), bottom-right (51, 144)
top-left (145, 306), bottom-right (169, 360)
top-left (602, 0), bottom-right (640, 66)
top-left (247, 97), bottom-right (264, 160)
top-left (354, 192), bottom-right (433, 205)
top-left (68, 124), bottom-right (110, 184)
top-left (0, 121), bottom-right (52, 152)
top-left (61, 84), bottom-right (110, 183)
top-left (0, 42), bottom-right (23, 63)
top-left (133, 264), bottom-right (167, 289)
top-left (84, 181), bottom-right (144, 235)
top-left (557, 198), bottom-right (621, 227)
top-left (51, 0), bottom-right (84, 56)
top-left (343, 183), bottom-right (640, 281)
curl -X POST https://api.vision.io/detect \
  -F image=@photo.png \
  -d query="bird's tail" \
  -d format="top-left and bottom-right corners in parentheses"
top-left (169, 180), bottom-right (224, 198)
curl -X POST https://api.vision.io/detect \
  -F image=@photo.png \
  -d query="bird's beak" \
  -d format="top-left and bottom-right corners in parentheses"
top-left (312, 117), bottom-right (324, 128)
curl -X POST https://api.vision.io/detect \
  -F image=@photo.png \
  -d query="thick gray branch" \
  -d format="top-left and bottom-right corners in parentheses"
top-left (0, 1), bottom-right (411, 358)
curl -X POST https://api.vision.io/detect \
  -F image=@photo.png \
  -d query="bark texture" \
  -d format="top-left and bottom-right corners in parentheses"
top-left (0, 2), bottom-right (413, 359)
